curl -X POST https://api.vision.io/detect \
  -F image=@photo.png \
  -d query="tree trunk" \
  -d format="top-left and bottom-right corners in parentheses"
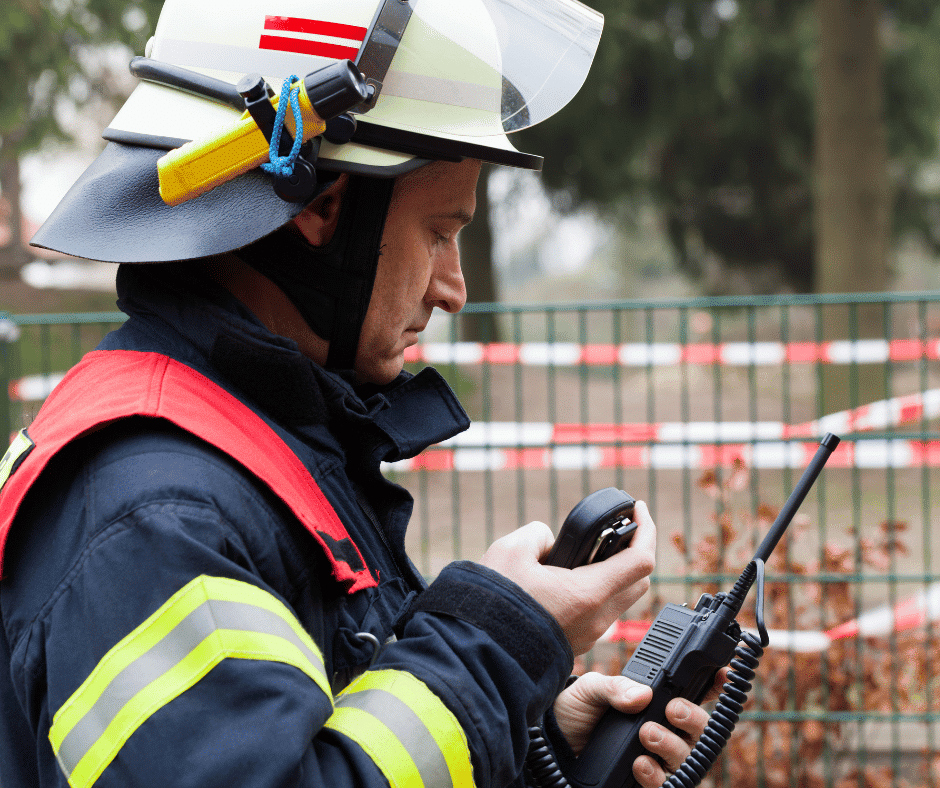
top-left (814, 0), bottom-right (890, 301)
top-left (459, 164), bottom-right (501, 342)
top-left (814, 0), bottom-right (890, 408)
top-left (0, 142), bottom-right (29, 276)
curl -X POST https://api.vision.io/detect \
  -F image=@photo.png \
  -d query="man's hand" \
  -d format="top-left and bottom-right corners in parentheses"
top-left (552, 668), bottom-right (730, 788)
top-left (552, 672), bottom-right (653, 755)
top-left (481, 502), bottom-right (656, 655)
top-left (632, 668), bottom-right (728, 788)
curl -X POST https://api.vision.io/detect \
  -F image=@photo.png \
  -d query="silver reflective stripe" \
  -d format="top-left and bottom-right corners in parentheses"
top-left (157, 38), bottom-right (499, 112)
top-left (55, 598), bottom-right (327, 779)
top-left (336, 688), bottom-right (453, 788)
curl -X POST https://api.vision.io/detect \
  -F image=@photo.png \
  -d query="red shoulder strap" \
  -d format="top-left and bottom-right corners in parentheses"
top-left (0, 350), bottom-right (377, 593)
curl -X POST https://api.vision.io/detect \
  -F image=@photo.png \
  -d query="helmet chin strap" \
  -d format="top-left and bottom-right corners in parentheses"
top-left (234, 174), bottom-right (396, 371)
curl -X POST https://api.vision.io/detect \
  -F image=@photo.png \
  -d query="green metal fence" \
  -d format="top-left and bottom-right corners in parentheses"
top-left (3, 291), bottom-right (939, 788)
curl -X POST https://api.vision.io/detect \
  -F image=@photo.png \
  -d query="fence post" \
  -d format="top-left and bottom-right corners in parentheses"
top-left (0, 316), bottom-right (19, 443)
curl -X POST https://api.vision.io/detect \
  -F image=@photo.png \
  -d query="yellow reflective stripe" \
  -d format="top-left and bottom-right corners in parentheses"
top-left (0, 428), bottom-right (34, 490)
top-left (345, 670), bottom-right (473, 788)
top-left (69, 630), bottom-right (321, 788)
top-left (49, 575), bottom-right (330, 788)
top-left (327, 706), bottom-right (425, 788)
top-left (325, 669), bottom-right (474, 788)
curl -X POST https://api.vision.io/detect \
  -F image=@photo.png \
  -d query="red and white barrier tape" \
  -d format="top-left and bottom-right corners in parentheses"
top-left (8, 372), bottom-right (65, 403)
top-left (799, 388), bottom-right (940, 435)
top-left (436, 389), bottom-right (940, 448)
top-left (386, 438), bottom-right (940, 472)
top-left (599, 583), bottom-right (940, 653)
top-left (597, 619), bottom-right (832, 653)
top-left (825, 583), bottom-right (940, 641)
top-left (12, 339), bottom-right (939, 402)
top-left (404, 338), bottom-right (940, 368)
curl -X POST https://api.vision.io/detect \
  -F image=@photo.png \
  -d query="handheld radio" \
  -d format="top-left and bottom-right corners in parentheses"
top-left (530, 433), bottom-right (840, 788)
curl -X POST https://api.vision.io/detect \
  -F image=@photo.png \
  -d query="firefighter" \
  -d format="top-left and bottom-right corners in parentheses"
top-left (0, 2), bottom-right (722, 787)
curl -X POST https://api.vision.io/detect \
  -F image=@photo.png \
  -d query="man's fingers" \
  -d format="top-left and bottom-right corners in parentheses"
top-left (633, 698), bottom-right (714, 787)
top-left (482, 521), bottom-right (554, 565)
top-left (700, 666), bottom-right (730, 704)
top-left (627, 500), bottom-right (656, 554)
top-left (568, 673), bottom-right (653, 715)
top-left (634, 719), bottom-right (689, 787)
top-left (664, 698), bottom-right (710, 742)
top-left (554, 673), bottom-right (653, 756)
top-left (633, 750), bottom-right (670, 788)
top-left (569, 501), bottom-right (656, 587)
top-left (634, 721), bottom-right (692, 785)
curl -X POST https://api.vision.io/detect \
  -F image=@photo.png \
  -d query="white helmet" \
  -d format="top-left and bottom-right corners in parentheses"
top-left (111, 0), bottom-right (603, 175)
top-left (33, 0), bottom-right (603, 263)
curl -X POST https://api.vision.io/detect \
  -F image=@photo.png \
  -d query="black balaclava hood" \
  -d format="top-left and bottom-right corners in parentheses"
top-left (234, 174), bottom-right (396, 371)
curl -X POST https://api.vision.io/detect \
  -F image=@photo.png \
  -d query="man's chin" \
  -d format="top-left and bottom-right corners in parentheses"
top-left (353, 354), bottom-right (404, 386)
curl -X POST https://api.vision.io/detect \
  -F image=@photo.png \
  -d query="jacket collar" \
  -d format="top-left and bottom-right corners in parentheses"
top-left (111, 263), bottom-right (469, 459)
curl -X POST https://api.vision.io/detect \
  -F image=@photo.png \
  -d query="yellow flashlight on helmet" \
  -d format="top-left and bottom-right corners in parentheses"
top-left (157, 60), bottom-right (370, 207)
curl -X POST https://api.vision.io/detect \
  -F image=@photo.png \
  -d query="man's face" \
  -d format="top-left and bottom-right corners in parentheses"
top-left (354, 158), bottom-right (481, 384)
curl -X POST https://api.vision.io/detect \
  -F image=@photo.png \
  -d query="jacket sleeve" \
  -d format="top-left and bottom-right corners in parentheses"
top-left (344, 561), bottom-right (574, 788)
top-left (1, 430), bottom-right (572, 788)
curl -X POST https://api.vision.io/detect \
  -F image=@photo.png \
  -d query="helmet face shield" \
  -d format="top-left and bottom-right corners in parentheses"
top-left (377, 0), bottom-right (603, 137)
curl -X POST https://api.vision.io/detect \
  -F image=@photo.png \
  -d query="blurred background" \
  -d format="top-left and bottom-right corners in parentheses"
top-left (3, 2), bottom-right (940, 786)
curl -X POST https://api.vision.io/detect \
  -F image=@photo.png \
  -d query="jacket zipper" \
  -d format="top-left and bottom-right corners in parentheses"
top-left (355, 485), bottom-right (405, 580)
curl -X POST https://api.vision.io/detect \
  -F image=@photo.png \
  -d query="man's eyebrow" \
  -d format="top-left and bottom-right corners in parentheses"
top-left (432, 209), bottom-right (475, 226)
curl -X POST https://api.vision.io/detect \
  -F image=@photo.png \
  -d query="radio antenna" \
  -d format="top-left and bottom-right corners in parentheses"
top-left (753, 432), bottom-right (841, 564)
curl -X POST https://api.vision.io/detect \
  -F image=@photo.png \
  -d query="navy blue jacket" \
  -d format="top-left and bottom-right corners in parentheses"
top-left (0, 264), bottom-right (573, 788)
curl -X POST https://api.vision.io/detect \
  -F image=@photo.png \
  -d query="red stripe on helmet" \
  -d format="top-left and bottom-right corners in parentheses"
top-left (264, 16), bottom-right (367, 42)
top-left (259, 35), bottom-right (361, 60)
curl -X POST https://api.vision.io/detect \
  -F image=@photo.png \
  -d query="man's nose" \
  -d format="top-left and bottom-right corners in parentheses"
top-left (427, 248), bottom-right (467, 314)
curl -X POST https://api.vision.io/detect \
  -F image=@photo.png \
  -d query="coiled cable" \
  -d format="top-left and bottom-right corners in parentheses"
top-left (525, 725), bottom-right (570, 788)
top-left (660, 559), bottom-right (769, 788)
top-left (659, 630), bottom-right (764, 787)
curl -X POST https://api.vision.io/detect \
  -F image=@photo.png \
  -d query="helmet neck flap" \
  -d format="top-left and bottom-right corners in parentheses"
top-left (234, 174), bottom-right (395, 371)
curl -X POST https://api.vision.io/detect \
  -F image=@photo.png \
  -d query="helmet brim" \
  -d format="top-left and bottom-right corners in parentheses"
top-left (31, 142), bottom-right (322, 264)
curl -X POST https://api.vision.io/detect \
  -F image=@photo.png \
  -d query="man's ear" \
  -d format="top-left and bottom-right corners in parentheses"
top-left (292, 174), bottom-right (350, 246)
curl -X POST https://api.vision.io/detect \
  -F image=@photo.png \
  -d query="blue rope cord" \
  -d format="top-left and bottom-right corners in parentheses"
top-left (261, 75), bottom-right (304, 178)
